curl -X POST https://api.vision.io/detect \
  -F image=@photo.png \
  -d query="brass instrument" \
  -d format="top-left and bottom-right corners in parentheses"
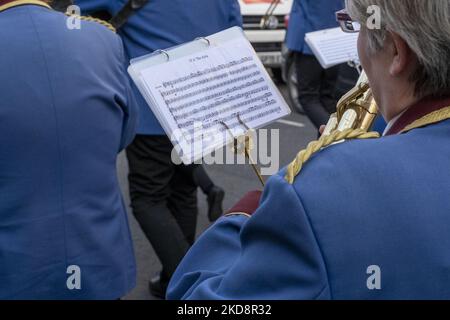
top-left (284, 71), bottom-right (380, 184)
top-left (233, 72), bottom-right (379, 186)
top-left (323, 72), bottom-right (378, 136)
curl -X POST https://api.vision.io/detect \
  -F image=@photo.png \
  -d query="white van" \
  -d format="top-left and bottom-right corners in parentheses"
top-left (239, 0), bottom-right (293, 80)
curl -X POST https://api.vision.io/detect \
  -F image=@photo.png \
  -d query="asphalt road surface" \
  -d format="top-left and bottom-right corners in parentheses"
top-left (117, 83), bottom-right (318, 300)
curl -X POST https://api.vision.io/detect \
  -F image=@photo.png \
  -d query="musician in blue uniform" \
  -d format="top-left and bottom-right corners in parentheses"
top-left (286, 0), bottom-right (345, 128)
top-left (168, 0), bottom-right (450, 299)
top-left (75, 0), bottom-right (242, 298)
top-left (0, 0), bottom-right (138, 299)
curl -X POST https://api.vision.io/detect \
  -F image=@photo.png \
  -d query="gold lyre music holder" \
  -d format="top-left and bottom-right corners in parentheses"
top-left (220, 114), bottom-right (265, 187)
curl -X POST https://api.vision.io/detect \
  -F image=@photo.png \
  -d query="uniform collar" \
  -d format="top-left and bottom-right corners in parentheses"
top-left (0, 0), bottom-right (51, 12)
top-left (384, 96), bottom-right (450, 136)
top-left (383, 110), bottom-right (407, 136)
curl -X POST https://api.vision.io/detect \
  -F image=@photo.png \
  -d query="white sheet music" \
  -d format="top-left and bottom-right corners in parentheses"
top-left (130, 27), bottom-right (290, 164)
top-left (305, 27), bottom-right (359, 69)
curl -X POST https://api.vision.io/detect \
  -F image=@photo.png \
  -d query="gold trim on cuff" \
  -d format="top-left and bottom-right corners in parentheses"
top-left (223, 212), bottom-right (252, 219)
top-left (0, 0), bottom-right (51, 13)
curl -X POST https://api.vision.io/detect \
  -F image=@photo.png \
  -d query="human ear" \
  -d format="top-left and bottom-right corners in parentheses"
top-left (388, 31), bottom-right (413, 77)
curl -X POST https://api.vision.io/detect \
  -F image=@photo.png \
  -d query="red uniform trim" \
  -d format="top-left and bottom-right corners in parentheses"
top-left (226, 190), bottom-right (262, 216)
top-left (0, 0), bottom-right (18, 5)
top-left (385, 96), bottom-right (450, 135)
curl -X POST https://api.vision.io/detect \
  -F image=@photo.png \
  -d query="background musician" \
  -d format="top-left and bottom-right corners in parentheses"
top-left (0, 0), bottom-right (138, 299)
top-left (75, 0), bottom-right (242, 298)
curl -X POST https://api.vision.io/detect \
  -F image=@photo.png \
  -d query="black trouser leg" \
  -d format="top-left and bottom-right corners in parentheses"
top-left (320, 64), bottom-right (340, 114)
top-left (191, 165), bottom-right (214, 195)
top-left (168, 165), bottom-right (199, 245)
top-left (126, 135), bottom-right (198, 289)
top-left (295, 52), bottom-right (339, 129)
top-left (178, 164), bottom-right (215, 195)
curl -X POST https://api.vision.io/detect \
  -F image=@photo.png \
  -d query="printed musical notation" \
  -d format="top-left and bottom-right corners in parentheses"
top-left (305, 27), bottom-right (359, 69)
top-left (160, 58), bottom-right (279, 137)
top-left (132, 31), bottom-right (290, 163)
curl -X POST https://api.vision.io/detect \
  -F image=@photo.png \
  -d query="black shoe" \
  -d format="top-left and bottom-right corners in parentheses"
top-left (149, 275), bottom-right (166, 299)
top-left (207, 186), bottom-right (225, 222)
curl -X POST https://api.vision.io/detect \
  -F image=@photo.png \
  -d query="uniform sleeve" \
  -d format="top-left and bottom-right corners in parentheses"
top-left (116, 37), bottom-right (138, 151)
top-left (167, 174), bottom-right (330, 300)
top-left (229, 0), bottom-right (243, 27)
top-left (166, 215), bottom-right (248, 300)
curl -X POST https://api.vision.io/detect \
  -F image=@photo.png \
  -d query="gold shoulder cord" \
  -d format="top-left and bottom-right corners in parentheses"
top-left (66, 14), bottom-right (117, 33)
top-left (285, 129), bottom-right (379, 184)
top-left (285, 105), bottom-right (450, 184)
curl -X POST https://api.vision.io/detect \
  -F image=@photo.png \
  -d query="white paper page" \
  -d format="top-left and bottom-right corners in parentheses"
top-left (305, 27), bottom-right (359, 69)
top-left (138, 36), bottom-right (290, 164)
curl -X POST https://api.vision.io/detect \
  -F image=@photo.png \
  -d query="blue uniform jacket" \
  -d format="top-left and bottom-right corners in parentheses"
top-left (168, 116), bottom-right (450, 299)
top-left (76, 0), bottom-right (243, 135)
top-left (0, 4), bottom-right (138, 299)
top-left (286, 0), bottom-right (344, 55)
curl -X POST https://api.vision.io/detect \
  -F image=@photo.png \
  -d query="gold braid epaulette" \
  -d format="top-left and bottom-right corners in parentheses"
top-left (285, 129), bottom-right (380, 184)
top-left (401, 106), bottom-right (450, 134)
top-left (66, 14), bottom-right (116, 33)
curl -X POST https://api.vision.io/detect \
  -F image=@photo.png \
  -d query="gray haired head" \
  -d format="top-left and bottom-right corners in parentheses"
top-left (346, 0), bottom-right (450, 98)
